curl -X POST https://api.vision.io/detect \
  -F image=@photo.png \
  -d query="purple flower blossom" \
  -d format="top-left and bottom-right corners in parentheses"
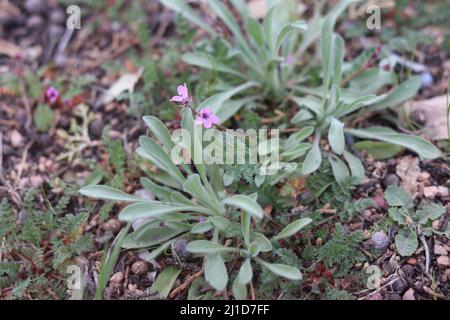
top-left (45, 86), bottom-right (60, 104)
top-left (199, 217), bottom-right (206, 224)
top-left (170, 83), bottom-right (190, 105)
top-left (195, 107), bottom-right (219, 129)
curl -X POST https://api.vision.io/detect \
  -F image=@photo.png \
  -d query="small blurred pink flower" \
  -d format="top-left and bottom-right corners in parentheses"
top-left (170, 83), bottom-right (190, 105)
top-left (195, 108), bottom-right (219, 129)
top-left (45, 86), bottom-right (60, 104)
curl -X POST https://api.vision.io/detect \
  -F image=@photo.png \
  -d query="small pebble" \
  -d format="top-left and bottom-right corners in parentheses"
top-left (27, 14), bottom-right (44, 29)
top-left (371, 231), bottom-right (390, 250)
top-left (423, 186), bottom-right (438, 199)
top-left (172, 238), bottom-right (190, 259)
top-left (110, 271), bottom-right (124, 283)
top-left (89, 119), bottom-right (104, 138)
top-left (131, 261), bottom-right (149, 275)
top-left (50, 10), bottom-right (66, 24)
top-left (402, 288), bottom-right (415, 300)
top-left (10, 129), bottom-right (24, 147)
top-left (25, 0), bottom-right (46, 14)
top-left (401, 265), bottom-right (415, 277)
top-left (390, 277), bottom-right (407, 293)
top-left (383, 173), bottom-right (400, 187)
top-left (386, 293), bottom-right (401, 300)
top-left (420, 72), bottom-right (433, 87)
top-left (434, 244), bottom-right (447, 256)
top-left (437, 256), bottom-right (450, 269)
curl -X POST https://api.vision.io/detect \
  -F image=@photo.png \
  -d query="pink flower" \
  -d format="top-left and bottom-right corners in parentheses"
top-left (195, 108), bottom-right (219, 129)
top-left (170, 83), bottom-right (190, 105)
top-left (45, 86), bottom-right (60, 104)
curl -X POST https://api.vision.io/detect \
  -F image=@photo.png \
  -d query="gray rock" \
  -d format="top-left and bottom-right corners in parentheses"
top-left (89, 119), bottom-right (104, 138)
top-left (27, 15), bottom-right (44, 29)
top-left (383, 173), bottom-right (400, 187)
top-left (371, 231), bottom-right (390, 250)
top-left (25, 0), bottom-right (46, 14)
top-left (390, 277), bottom-right (407, 293)
top-left (386, 293), bottom-right (401, 300)
top-left (172, 238), bottom-right (190, 259)
top-left (50, 10), bottom-right (66, 24)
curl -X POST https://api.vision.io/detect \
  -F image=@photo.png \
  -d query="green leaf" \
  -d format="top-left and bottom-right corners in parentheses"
top-left (182, 52), bottom-right (244, 78)
top-left (241, 212), bottom-right (251, 247)
top-left (122, 223), bottom-right (186, 249)
top-left (328, 118), bottom-right (345, 155)
top-left (256, 259), bottom-right (302, 280)
top-left (388, 207), bottom-right (409, 225)
top-left (343, 150), bottom-right (364, 184)
top-left (204, 254), bottom-right (228, 291)
top-left (79, 185), bottom-right (143, 202)
top-left (247, 17), bottom-right (264, 47)
top-left (417, 204), bottom-right (446, 225)
top-left (252, 232), bottom-right (272, 252)
top-left (139, 136), bottom-right (186, 184)
top-left (143, 116), bottom-right (174, 151)
top-left (384, 185), bottom-right (414, 209)
top-left (147, 240), bottom-right (173, 260)
top-left (232, 277), bottom-right (247, 300)
top-left (34, 104), bottom-right (54, 132)
top-left (347, 126), bottom-right (441, 159)
top-left (301, 134), bottom-right (322, 175)
top-left (354, 140), bottom-right (402, 160)
top-left (221, 195), bottom-right (263, 220)
top-left (158, 0), bottom-right (216, 35)
top-left (186, 240), bottom-right (234, 254)
top-left (214, 97), bottom-right (252, 124)
top-left (183, 174), bottom-right (210, 206)
top-left (95, 224), bottom-right (131, 299)
top-left (284, 126), bottom-right (314, 149)
top-left (370, 76), bottom-right (421, 111)
top-left (197, 82), bottom-right (258, 115)
top-left (292, 109), bottom-right (314, 124)
top-left (332, 35), bottom-right (344, 85)
top-left (321, 16), bottom-right (334, 95)
top-left (395, 230), bottom-right (418, 257)
top-left (209, 216), bottom-right (231, 231)
top-left (238, 259), bottom-right (253, 285)
top-left (273, 218), bottom-right (312, 240)
top-left (281, 143), bottom-right (311, 162)
top-left (329, 155), bottom-right (350, 186)
top-left (190, 221), bottom-right (214, 234)
top-left (118, 202), bottom-right (209, 222)
top-left (291, 96), bottom-right (324, 117)
top-left (149, 266), bottom-right (181, 298)
top-left (140, 179), bottom-right (168, 202)
top-left (208, 0), bottom-right (252, 59)
top-left (273, 20), bottom-right (307, 55)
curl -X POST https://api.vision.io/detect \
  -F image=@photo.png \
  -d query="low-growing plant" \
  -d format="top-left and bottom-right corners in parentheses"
top-left (158, 0), bottom-right (355, 123)
top-left (0, 185), bottom-right (93, 299)
top-left (80, 107), bottom-right (313, 297)
top-left (384, 186), bottom-right (448, 258)
top-left (287, 14), bottom-right (441, 182)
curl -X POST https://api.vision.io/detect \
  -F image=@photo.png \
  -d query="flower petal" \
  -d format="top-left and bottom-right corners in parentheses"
top-left (209, 114), bottom-right (220, 125)
top-left (203, 119), bottom-right (213, 129)
top-left (178, 84), bottom-right (188, 98)
top-left (170, 95), bottom-right (183, 102)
